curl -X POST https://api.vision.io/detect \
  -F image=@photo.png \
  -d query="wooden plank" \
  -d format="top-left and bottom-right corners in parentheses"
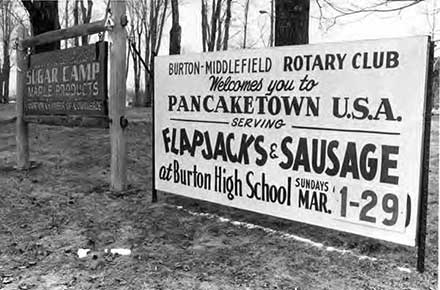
top-left (23, 115), bottom-right (109, 128)
top-left (16, 26), bottom-right (30, 169)
top-left (21, 20), bottom-right (108, 49)
top-left (0, 116), bottom-right (16, 125)
top-left (24, 42), bottom-right (108, 117)
top-left (109, 0), bottom-right (127, 191)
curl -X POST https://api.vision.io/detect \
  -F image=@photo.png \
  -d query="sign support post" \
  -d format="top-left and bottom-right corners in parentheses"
top-left (416, 39), bottom-right (434, 273)
top-left (109, 0), bottom-right (127, 191)
top-left (16, 26), bottom-right (29, 170)
top-left (152, 97), bottom-right (157, 202)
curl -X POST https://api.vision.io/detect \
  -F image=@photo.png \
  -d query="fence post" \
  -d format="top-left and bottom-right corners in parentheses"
top-left (16, 26), bottom-right (29, 170)
top-left (109, 0), bottom-right (127, 191)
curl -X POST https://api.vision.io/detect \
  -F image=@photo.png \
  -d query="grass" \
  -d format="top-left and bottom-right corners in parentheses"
top-left (0, 106), bottom-right (437, 290)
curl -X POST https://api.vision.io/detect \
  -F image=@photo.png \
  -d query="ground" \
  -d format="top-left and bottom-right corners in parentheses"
top-left (0, 104), bottom-right (438, 290)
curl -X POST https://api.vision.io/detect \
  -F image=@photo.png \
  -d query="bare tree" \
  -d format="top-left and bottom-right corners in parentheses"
top-left (127, 0), bottom-right (143, 106)
top-left (242, 0), bottom-right (250, 48)
top-left (272, 0), bottom-right (428, 47)
top-left (275, 0), bottom-right (309, 45)
top-left (64, 0), bottom-right (69, 48)
top-left (72, 0), bottom-right (93, 46)
top-left (201, 0), bottom-right (233, 51)
top-left (80, 0), bottom-right (93, 45)
top-left (313, 0), bottom-right (426, 30)
top-left (127, 0), bottom-right (169, 107)
top-left (201, 0), bottom-right (207, 51)
top-left (423, 0), bottom-right (439, 51)
top-left (0, 0), bottom-right (13, 103)
top-left (144, 0), bottom-right (169, 106)
top-left (21, 0), bottom-right (61, 53)
top-left (169, 0), bottom-right (181, 55)
top-left (73, 0), bottom-right (79, 45)
top-left (222, 0), bottom-right (232, 50)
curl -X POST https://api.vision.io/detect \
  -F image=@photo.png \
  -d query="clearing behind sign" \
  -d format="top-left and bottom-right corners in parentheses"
top-left (24, 42), bottom-right (108, 117)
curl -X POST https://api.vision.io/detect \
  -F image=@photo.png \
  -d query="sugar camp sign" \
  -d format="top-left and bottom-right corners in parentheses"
top-left (24, 42), bottom-right (108, 117)
top-left (154, 36), bottom-right (430, 247)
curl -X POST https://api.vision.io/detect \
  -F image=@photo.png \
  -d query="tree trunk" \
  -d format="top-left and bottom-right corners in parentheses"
top-left (201, 0), bottom-right (207, 52)
top-left (144, 25), bottom-right (150, 105)
top-left (155, 0), bottom-right (168, 54)
top-left (64, 0), bottom-right (69, 48)
top-left (0, 71), bottom-right (3, 104)
top-left (126, 39), bottom-right (131, 82)
top-left (2, 38), bottom-right (10, 103)
top-left (0, 0), bottom-right (10, 103)
top-left (242, 0), bottom-right (249, 48)
top-left (169, 0), bottom-right (181, 55)
top-left (208, 0), bottom-right (221, 51)
top-left (137, 30), bottom-right (145, 106)
top-left (133, 53), bottom-right (140, 106)
top-left (274, 0), bottom-right (309, 46)
top-left (147, 0), bottom-right (157, 107)
top-left (80, 0), bottom-right (93, 45)
top-left (22, 0), bottom-right (61, 53)
top-left (73, 0), bottom-right (80, 46)
top-left (3, 62), bottom-right (9, 104)
top-left (129, 29), bottom-right (140, 106)
top-left (216, 15), bottom-right (222, 51)
top-left (222, 0), bottom-right (231, 50)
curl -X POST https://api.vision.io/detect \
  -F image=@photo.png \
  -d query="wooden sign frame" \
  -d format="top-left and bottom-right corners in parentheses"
top-left (23, 42), bottom-right (109, 120)
top-left (22, 42), bottom-right (109, 128)
top-left (15, 0), bottom-right (128, 192)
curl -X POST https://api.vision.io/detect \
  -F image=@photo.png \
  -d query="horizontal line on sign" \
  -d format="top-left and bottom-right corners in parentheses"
top-left (291, 125), bottom-right (400, 136)
top-left (170, 118), bottom-right (229, 125)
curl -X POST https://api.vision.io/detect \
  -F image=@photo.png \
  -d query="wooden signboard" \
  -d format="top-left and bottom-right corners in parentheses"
top-left (154, 36), bottom-right (431, 247)
top-left (16, 0), bottom-right (128, 193)
top-left (24, 42), bottom-right (108, 117)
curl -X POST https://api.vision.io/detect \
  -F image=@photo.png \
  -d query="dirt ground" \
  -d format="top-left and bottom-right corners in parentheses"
top-left (0, 105), bottom-right (438, 290)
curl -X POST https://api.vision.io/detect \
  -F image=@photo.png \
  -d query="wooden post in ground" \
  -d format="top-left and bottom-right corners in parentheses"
top-left (16, 26), bottom-right (29, 170)
top-left (109, 0), bottom-right (127, 191)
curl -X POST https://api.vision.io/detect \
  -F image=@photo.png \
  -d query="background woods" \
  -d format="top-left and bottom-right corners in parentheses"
top-left (127, 0), bottom-right (169, 107)
top-left (73, 0), bottom-right (93, 46)
top-left (21, 0), bottom-right (61, 52)
top-left (0, 0), bottom-right (437, 107)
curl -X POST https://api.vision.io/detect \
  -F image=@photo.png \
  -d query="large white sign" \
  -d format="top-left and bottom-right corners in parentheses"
top-left (154, 36), bottom-right (430, 246)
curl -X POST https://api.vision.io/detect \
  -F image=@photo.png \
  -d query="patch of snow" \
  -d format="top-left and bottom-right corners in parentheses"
top-left (172, 205), bottom-right (379, 261)
top-left (171, 204), bottom-right (416, 272)
top-left (110, 248), bottom-right (131, 256)
top-left (218, 217), bottom-right (230, 222)
top-left (359, 255), bottom-right (377, 261)
top-left (77, 248), bottom-right (90, 258)
top-left (397, 267), bottom-right (412, 273)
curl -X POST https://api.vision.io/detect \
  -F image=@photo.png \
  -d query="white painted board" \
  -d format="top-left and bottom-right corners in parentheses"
top-left (154, 36), bottom-right (430, 246)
